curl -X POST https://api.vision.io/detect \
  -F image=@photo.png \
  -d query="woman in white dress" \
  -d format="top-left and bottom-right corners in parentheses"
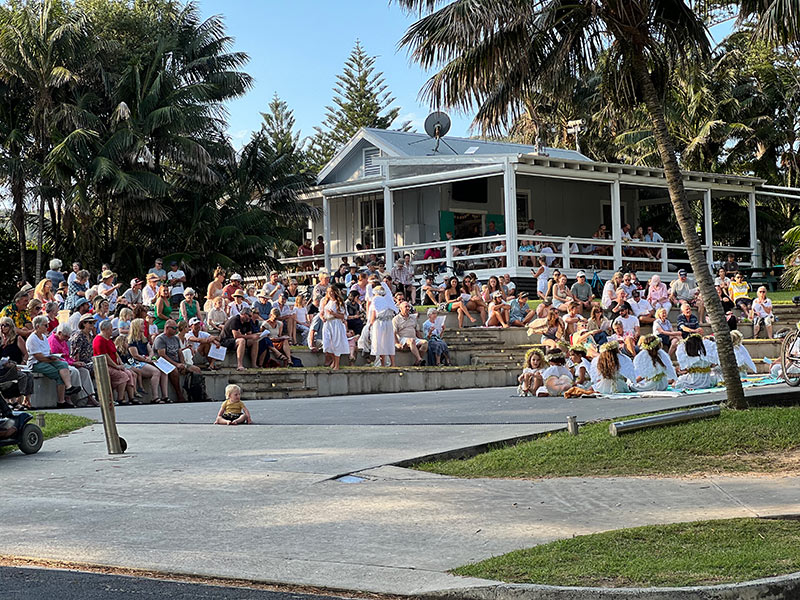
top-left (590, 340), bottom-right (636, 394)
top-left (673, 334), bottom-right (720, 390)
top-left (632, 335), bottom-right (677, 392)
top-left (369, 286), bottom-right (398, 366)
top-left (726, 329), bottom-right (756, 379)
top-left (321, 287), bottom-right (349, 370)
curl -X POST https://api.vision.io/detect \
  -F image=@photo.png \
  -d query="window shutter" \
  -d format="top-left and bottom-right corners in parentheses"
top-left (363, 148), bottom-right (381, 177)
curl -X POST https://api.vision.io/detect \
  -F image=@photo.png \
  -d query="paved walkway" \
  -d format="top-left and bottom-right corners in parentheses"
top-left (1, 385), bottom-right (799, 596)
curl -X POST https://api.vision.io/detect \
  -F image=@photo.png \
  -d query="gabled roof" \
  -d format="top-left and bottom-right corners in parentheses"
top-left (316, 127), bottom-right (590, 184)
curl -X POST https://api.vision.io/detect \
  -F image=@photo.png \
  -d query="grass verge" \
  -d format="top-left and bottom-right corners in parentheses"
top-left (1, 413), bottom-right (93, 456)
top-left (416, 406), bottom-right (800, 478)
top-left (452, 517), bottom-right (800, 587)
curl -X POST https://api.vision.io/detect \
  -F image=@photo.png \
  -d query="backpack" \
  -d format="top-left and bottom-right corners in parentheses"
top-left (182, 372), bottom-right (209, 402)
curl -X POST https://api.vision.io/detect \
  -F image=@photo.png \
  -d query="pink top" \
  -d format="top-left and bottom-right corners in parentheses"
top-left (648, 283), bottom-right (669, 304)
top-left (48, 332), bottom-right (75, 366)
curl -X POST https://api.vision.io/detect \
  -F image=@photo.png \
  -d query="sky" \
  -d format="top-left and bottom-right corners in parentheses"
top-left (194, 0), bottom-right (476, 148)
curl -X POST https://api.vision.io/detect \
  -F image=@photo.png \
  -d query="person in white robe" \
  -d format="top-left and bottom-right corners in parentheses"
top-left (632, 335), bottom-right (677, 392)
top-left (590, 340), bottom-right (636, 394)
top-left (369, 285), bottom-right (398, 366)
top-left (673, 334), bottom-right (720, 390)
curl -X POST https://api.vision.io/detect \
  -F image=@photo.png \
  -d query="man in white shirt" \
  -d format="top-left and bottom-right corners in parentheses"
top-left (186, 317), bottom-right (221, 369)
top-left (614, 303), bottom-right (640, 339)
top-left (167, 261), bottom-right (186, 307)
top-left (261, 271), bottom-right (285, 301)
top-left (628, 289), bottom-right (654, 324)
top-left (523, 219), bottom-right (536, 237)
top-left (502, 273), bottom-right (516, 297)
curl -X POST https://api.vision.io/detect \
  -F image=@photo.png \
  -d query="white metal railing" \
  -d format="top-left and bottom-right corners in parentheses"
top-left (277, 236), bottom-right (757, 279)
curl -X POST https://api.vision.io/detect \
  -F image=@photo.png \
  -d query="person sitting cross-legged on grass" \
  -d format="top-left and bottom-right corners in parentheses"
top-left (214, 383), bottom-right (252, 425)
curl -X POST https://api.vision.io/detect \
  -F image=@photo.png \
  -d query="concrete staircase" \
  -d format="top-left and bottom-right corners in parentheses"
top-left (225, 370), bottom-right (317, 400)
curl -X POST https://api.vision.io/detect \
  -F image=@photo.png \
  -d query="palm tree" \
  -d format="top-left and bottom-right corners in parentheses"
top-left (0, 77), bottom-right (34, 280)
top-left (395, 0), bottom-right (746, 408)
top-left (0, 0), bottom-right (88, 279)
top-left (740, 0), bottom-right (800, 45)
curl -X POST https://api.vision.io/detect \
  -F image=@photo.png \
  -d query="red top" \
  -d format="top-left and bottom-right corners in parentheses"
top-left (47, 318), bottom-right (59, 334)
top-left (92, 334), bottom-right (120, 366)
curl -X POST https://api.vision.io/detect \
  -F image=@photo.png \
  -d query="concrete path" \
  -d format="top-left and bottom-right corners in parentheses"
top-left (1, 385), bottom-right (799, 596)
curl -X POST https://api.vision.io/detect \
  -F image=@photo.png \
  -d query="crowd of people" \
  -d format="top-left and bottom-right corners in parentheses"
top-left (519, 255), bottom-right (765, 397)
top-left (0, 247), bottom-right (772, 409)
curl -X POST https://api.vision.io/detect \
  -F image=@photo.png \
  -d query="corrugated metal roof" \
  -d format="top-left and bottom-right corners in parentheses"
top-left (363, 127), bottom-right (591, 161)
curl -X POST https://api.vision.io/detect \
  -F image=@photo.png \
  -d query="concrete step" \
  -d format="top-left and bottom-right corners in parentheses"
top-left (235, 380), bottom-right (307, 392)
top-left (241, 388), bottom-right (317, 400)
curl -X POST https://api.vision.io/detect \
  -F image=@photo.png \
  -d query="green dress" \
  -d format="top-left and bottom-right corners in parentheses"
top-left (154, 300), bottom-right (172, 331)
top-left (178, 300), bottom-right (198, 323)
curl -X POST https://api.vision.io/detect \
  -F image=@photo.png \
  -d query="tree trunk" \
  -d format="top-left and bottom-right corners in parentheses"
top-left (35, 193), bottom-right (44, 281)
top-left (634, 59), bottom-right (747, 409)
top-left (11, 174), bottom-right (27, 282)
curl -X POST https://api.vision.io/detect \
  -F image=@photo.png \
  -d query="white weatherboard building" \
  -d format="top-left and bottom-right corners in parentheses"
top-left (283, 127), bottom-right (798, 281)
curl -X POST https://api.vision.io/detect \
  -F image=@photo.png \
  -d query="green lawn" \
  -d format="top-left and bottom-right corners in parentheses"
top-left (452, 518), bottom-right (800, 587)
top-left (416, 406), bottom-right (800, 478)
top-left (1, 413), bottom-right (93, 456)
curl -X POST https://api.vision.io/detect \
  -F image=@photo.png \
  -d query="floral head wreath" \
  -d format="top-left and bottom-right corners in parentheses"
top-left (687, 333), bottom-right (704, 342)
top-left (524, 347), bottom-right (545, 367)
top-left (642, 336), bottom-right (661, 351)
top-left (599, 340), bottom-right (619, 353)
top-left (730, 329), bottom-right (743, 347)
top-left (569, 344), bottom-right (588, 355)
top-left (546, 350), bottom-right (566, 362)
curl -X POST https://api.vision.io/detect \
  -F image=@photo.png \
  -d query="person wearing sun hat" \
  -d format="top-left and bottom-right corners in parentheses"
top-left (142, 273), bottom-right (160, 306)
top-left (178, 287), bottom-right (200, 323)
top-left (228, 288), bottom-right (250, 317)
top-left (97, 269), bottom-right (121, 312)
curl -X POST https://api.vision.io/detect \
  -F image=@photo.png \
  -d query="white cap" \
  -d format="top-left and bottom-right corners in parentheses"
top-left (576, 270), bottom-right (586, 277)
top-left (188, 317), bottom-right (202, 326)
top-left (230, 273), bottom-right (243, 281)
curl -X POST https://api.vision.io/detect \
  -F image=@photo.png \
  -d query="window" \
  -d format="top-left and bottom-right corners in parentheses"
top-left (363, 147), bottom-right (381, 177)
top-left (359, 193), bottom-right (385, 249)
top-left (516, 191), bottom-right (530, 223)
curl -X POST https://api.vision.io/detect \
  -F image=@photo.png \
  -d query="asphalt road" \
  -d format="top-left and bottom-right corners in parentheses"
top-left (0, 566), bottom-right (355, 600)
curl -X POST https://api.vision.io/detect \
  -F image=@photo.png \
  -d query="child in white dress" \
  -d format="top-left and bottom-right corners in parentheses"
top-left (539, 348), bottom-right (575, 396)
top-left (590, 340), bottom-right (636, 394)
top-left (568, 345), bottom-right (593, 390)
top-left (673, 334), bottom-right (720, 390)
top-left (632, 335), bottom-right (677, 392)
top-left (518, 348), bottom-right (545, 396)
top-left (726, 329), bottom-right (756, 379)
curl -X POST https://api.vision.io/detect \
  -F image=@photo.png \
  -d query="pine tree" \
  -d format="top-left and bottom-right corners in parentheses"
top-left (308, 40), bottom-right (407, 172)
top-left (261, 93), bottom-right (301, 157)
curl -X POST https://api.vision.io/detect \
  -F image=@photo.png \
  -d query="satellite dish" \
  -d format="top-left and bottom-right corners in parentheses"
top-left (424, 111), bottom-right (451, 140)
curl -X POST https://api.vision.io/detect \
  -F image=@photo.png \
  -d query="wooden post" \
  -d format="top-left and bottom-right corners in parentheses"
top-left (93, 354), bottom-right (123, 454)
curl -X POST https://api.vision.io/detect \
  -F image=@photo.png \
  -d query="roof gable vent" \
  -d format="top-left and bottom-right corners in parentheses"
top-left (363, 147), bottom-right (381, 177)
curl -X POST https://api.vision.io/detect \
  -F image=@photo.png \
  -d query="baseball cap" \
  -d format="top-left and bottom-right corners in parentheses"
top-left (576, 270), bottom-right (586, 278)
top-left (188, 317), bottom-right (201, 326)
top-left (130, 278), bottom-right (143, 287)
top-left (230, 273), bottom-right (243, 281)
top-left (678, 269), bottom-right (687, 276)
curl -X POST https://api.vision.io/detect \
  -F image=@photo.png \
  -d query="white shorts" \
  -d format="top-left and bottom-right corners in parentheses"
top-left (398, 337), bottom-right (426, 347)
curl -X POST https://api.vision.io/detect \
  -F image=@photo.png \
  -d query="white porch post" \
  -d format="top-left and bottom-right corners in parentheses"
top-left (503, 158), bottom-right (519, 274)
top-left (748, 190), bottom-right (759, 267)
top-left (703, 189), bottom-right (714, 267)
top-left (322, 194), bottom-right (331, 272)
top-left (611, 180), bottom-right (622, 270)
top-left (383, 185), bottom-right (394, 267)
